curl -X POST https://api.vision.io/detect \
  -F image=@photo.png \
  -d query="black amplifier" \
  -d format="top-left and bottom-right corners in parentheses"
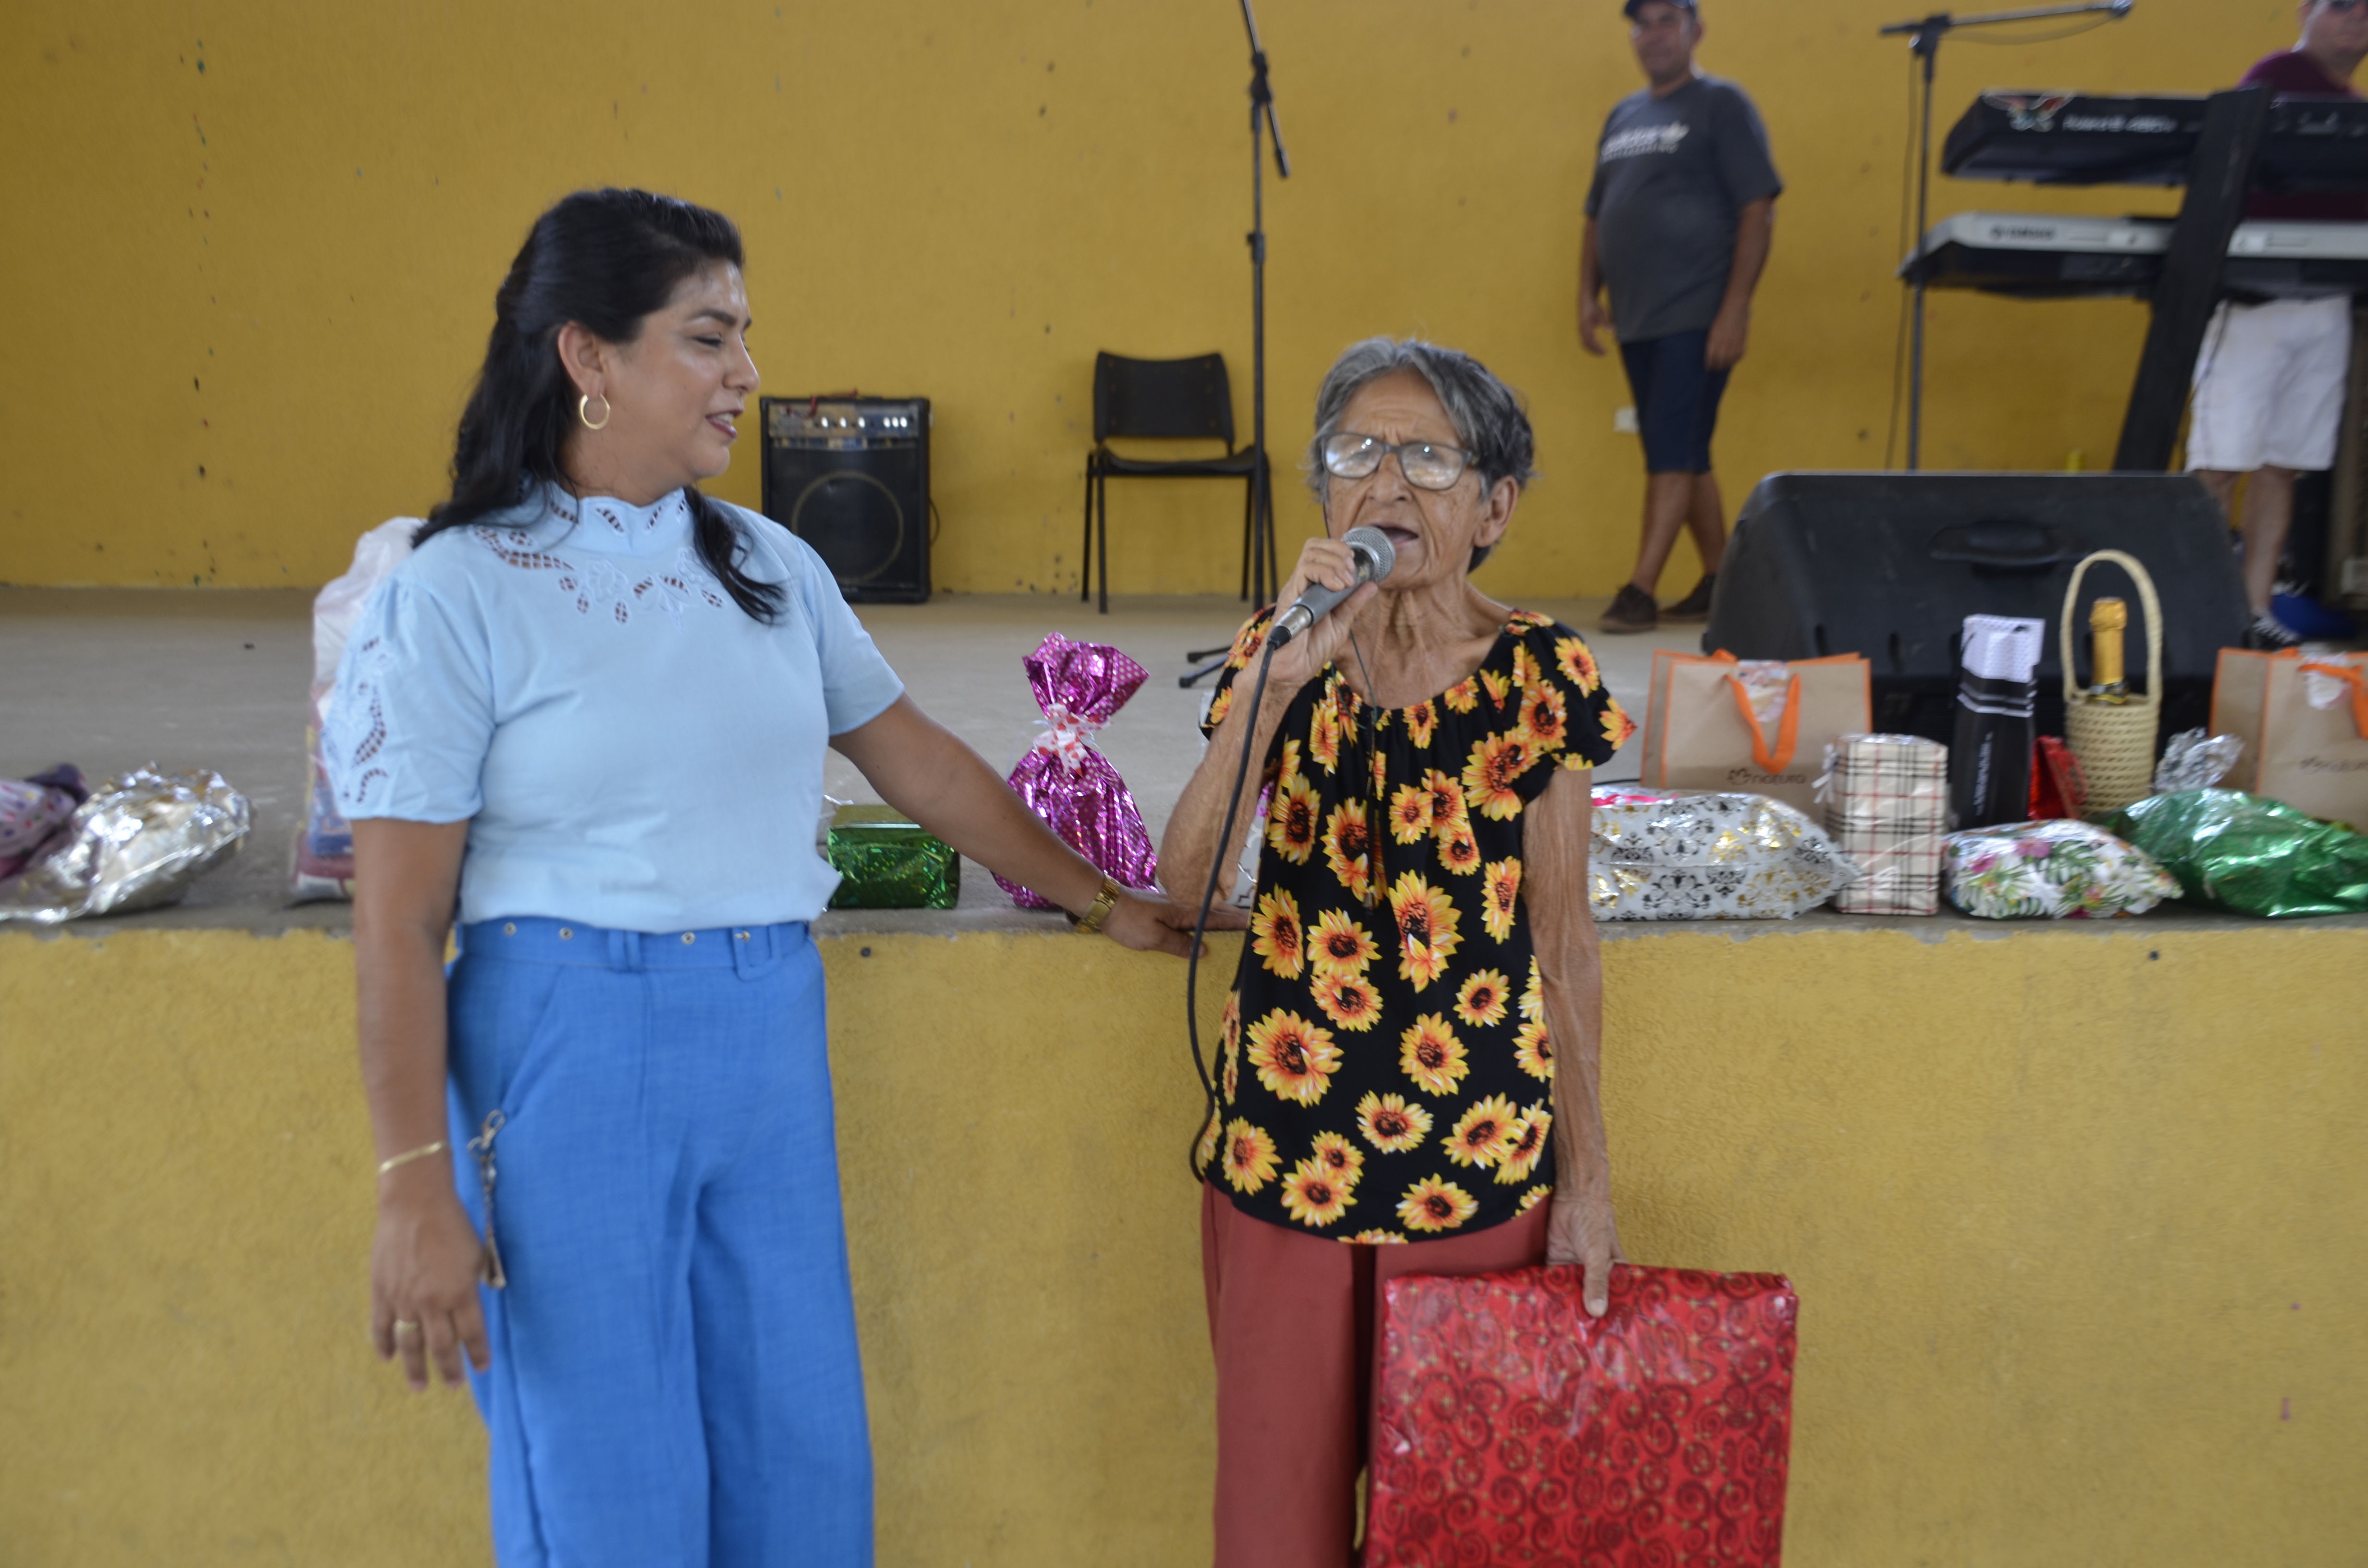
top-left (759, 396), bottom-right (931, 603)
top-left (1705, 472), bottom-right (2250, 751)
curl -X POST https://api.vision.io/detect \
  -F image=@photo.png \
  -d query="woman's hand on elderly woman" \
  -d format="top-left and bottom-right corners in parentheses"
top-left (1100, 886), bottom-right (1247, 957)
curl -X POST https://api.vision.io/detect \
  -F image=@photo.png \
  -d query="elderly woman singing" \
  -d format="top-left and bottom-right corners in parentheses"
top-left (1161, 338), bottom-right (1638, 1568)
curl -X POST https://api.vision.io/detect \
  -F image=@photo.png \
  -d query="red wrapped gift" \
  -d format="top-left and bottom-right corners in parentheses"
top-left (2028, 735), bottom-right (2089, 821)
top-left (1365, 1264), bottom-right (1799, 1568)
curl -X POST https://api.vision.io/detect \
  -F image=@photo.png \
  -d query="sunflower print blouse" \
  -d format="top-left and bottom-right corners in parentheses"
top-left (1194, 608), bottom-right (1636, 1243)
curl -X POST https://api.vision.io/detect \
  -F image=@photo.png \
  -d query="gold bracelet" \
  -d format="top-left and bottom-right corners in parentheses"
top-left (1072, 875), bottom-right (1122, 935)
top-left (377, 1140), bottom-right (449, 1177)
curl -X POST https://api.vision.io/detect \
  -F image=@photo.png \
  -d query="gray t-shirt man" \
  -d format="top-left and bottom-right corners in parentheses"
top-left (1584, 74), bottom-right (1783, 343)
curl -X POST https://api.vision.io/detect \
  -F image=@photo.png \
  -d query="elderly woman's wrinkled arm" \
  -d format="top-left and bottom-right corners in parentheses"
top-left (1161, 540), bottom-right (1376, 908)
top-left (1161, 692), bottom-right (1282, 911)
top-left (1523, 765), bottom-right (1625, 1317)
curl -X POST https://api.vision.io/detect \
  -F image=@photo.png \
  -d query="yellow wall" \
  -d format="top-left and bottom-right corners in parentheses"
top-left (0, 0), bottom-right (2315, 598)
top-left (3, 921), bottom-right (2363, 1565)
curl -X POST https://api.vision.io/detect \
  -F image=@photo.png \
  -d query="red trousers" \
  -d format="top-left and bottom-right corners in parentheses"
top-left (1199, 1181), bottom-right (1551, 1568)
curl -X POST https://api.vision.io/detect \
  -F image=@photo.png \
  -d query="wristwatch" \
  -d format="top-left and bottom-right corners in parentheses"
top-left (1072, 875), bottom-right (1122, 934)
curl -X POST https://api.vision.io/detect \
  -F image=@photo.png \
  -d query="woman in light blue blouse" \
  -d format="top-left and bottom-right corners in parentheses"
top-left (330, 189), bottom-right (1219, 1568)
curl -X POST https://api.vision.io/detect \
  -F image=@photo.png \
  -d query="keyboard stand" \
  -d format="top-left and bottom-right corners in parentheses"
top-left (2114, 86), bottom-right (2272, 471)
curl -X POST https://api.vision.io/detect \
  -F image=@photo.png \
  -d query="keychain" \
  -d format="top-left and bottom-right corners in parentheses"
top-left (469, 1109), bottom-right (509, 1289)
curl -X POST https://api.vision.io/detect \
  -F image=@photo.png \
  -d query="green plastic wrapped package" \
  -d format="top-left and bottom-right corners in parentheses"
top-left (825, 804), bottom-right (960, 910)
top-left (2112, 789), bottom-right (2368, 918)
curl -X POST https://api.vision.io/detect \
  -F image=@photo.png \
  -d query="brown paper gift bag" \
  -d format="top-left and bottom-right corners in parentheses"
top-left (1640, 650), bottom-right (1873, 813)
top-left (2211, 648), bottom-right (2368, 829)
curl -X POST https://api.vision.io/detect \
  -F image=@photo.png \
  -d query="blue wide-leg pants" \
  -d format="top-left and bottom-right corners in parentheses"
top-left (444, 916), bottom-right (873, 1568)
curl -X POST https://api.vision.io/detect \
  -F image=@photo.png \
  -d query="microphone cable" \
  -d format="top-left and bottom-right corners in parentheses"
top-left (1179, 536), bottom-right (1385, 1176)
top-left (1183, 631), bottom-right (1283, 1179)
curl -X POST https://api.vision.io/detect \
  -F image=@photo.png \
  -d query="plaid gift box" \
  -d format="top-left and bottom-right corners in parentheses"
top-left (1823, 733), bottom-right (1948, 916)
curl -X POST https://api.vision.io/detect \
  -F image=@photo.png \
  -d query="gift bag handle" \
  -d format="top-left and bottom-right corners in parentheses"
top-left (2299, 660), bottom-right (2368, 738)
top-left (1723, 673), bottom-right (1803, 776)
top-left (2059, 548), bottom-right (2164, 711)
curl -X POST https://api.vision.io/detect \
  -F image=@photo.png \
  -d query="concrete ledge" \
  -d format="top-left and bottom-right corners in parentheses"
top-left (4, 919), bottom-right (2365, 1565)
top-left (23, 889), bottom-right (2365, 941)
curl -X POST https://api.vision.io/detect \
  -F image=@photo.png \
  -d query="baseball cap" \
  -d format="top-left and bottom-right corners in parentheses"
top-left (1623, 0), bottom-right (1698, 16)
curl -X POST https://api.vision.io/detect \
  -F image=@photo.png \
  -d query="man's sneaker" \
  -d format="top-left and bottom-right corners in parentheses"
top-left (1599, 583), bottom-right (1659, 635)
top-left (2248, 611), bottom-right (2304, 650)
top-left (1661, 573), bottom-right (1717, 624)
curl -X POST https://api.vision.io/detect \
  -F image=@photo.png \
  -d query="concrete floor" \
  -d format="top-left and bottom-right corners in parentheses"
top-left (0, 586), bottom-right (1691, 931)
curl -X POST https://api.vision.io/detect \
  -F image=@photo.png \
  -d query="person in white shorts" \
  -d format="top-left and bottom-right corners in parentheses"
top-left (2189, 0), bottom-right (2368, 647)
top-left (2191, 298), bottom-right (2353, 646)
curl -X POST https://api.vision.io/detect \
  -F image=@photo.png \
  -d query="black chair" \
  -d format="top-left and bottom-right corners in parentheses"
top-left (1082, 352), bottom-right (1279, 612)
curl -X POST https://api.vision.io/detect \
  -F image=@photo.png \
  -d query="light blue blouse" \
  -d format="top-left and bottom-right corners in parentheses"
top-left (324, 483), bottom-right (904, 930)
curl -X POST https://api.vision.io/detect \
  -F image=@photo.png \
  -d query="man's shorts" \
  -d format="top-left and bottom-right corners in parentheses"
top-left (2187, 294), bottom-right (2354, 473)
top-left (1619, 330), bottom-right (1732, 475)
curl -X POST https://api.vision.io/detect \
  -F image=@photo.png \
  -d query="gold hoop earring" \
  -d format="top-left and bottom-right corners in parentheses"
top-left (578, 393), bottom-right (611, 432)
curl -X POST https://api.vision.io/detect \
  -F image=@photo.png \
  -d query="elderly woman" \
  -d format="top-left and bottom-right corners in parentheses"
top-left (332, 188), bottom-right (1215, 1568)
top-left (1160, 337), bottom-right (1637, 1567)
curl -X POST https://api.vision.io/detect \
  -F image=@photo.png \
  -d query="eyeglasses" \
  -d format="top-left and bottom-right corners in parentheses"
top-left (1320, 432), bottom-right (1472, 491)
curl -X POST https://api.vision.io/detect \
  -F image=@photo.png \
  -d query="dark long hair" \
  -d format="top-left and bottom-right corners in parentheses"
top-left (413, 188), bottom-right (782, 622)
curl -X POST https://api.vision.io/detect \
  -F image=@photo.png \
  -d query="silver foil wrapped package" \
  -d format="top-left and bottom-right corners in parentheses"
top-left (0, 767), bottom-right (251, 924)
top-left (1590, 788), bottom-right (1862, 920)
top-left (2151, 728), bottom-right (2245, 795)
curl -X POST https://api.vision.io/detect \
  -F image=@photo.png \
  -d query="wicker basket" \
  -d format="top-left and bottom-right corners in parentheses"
top-left (2060, 549), bottom-right (2162, 818)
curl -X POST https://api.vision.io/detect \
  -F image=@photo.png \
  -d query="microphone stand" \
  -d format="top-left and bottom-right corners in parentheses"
top-left (1882, 0), bottom-right (2132, 470)
top-left (1179, 5), bottom-right (1292, 689)
top-left (1243, 0), bottom-right (1289, 607)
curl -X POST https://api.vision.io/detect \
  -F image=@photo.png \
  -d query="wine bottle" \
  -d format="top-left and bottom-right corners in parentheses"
top-left (2086, 597), bottom-right (2130, 705)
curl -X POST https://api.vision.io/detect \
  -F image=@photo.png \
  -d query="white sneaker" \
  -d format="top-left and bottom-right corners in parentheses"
top-left (2249, 612), bottom-right (2304, 650)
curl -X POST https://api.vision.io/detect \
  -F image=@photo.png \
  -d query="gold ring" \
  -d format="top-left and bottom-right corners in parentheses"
top-left (392, 1319), bottom-right (420, 1335)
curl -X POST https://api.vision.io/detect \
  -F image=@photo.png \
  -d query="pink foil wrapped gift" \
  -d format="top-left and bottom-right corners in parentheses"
top-left (995, 633), bottom-right (1160, 909)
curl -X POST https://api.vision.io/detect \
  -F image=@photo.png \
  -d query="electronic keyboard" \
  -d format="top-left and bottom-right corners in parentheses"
top-left (1942, 91), bottom-right (2368, 190)
top-left (1900, 211), bottom-right (2368, 297)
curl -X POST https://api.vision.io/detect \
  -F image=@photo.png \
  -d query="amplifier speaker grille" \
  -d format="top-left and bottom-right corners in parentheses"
top-left (760, 396), bottom-right (930, 603)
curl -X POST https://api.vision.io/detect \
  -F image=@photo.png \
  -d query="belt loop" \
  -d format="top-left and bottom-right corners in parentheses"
top-left (732, 922), bottom-right (780, 980)
top-left (607, 927), bottom-right (643, 971)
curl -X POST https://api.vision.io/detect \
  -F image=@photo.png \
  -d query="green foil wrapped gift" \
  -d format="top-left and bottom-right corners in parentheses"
top-left (825, 804), bottom-right (960, 910)
top-left (2112, 788), bottom-right (2368, 918)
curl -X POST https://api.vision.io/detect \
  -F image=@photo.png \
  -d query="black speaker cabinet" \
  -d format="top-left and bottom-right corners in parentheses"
top-left (760, 396), bottom-right (931, 602)
top-left (1705, 472), bottom-right (2250, 749)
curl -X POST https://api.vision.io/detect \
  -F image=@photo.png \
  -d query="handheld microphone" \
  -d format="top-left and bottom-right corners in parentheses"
top-left (1268, 526), bottom-right (1396, 646)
